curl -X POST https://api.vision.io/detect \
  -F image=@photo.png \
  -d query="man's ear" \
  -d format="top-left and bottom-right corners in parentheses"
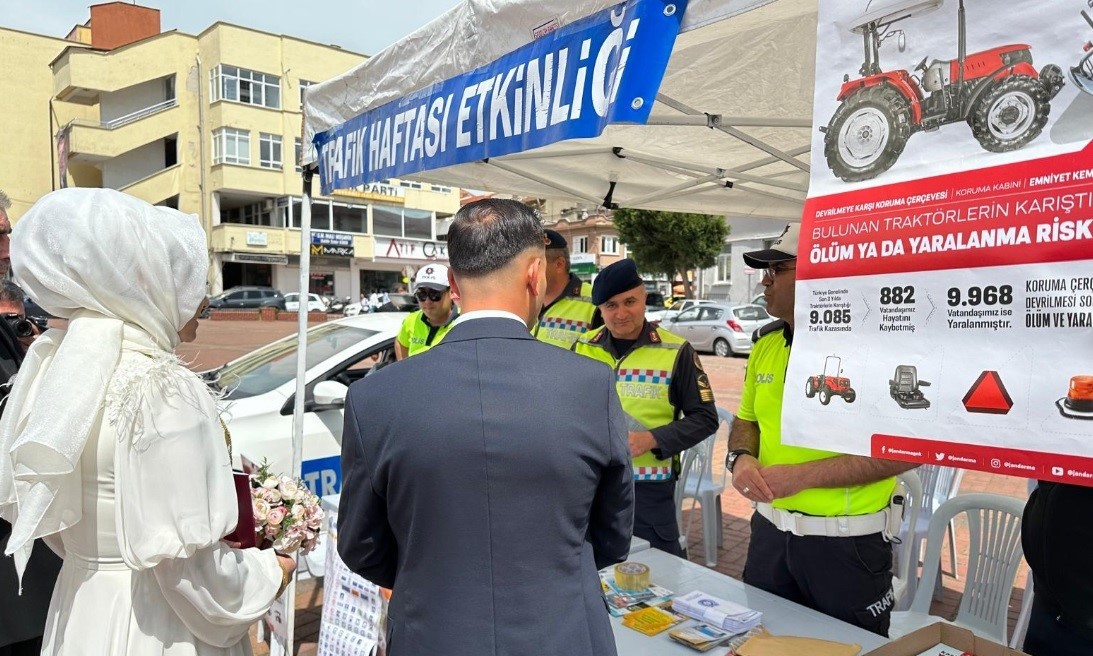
top-left (448, 269), bottom-right (461, 299)
top-left (527, 256), bottom-right (545, 297)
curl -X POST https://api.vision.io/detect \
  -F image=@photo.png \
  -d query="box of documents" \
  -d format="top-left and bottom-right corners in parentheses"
top-left (863, 623), bottom-right (1030, 656)
top-left (672, 590), bottom-right (762, 633)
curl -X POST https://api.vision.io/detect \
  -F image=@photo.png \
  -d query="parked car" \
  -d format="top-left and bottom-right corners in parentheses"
top-left (207, 286), bottom-right (286, 310)
top-left (202, 312), bottom-right (406, 577)
top-left (284, 292), bottom-right (329, 313)
top-left (752, 293), bottom-right (767, 308)
top-left (646, 299), bottom-right (718, 325)
top-left (662, 303), bottom-right (770, 357)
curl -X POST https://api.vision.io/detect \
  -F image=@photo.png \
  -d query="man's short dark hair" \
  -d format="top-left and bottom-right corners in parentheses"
top-left (0, 281), bottom-right (24, 307)
top-left (447, 199), bottom-right (545, 277)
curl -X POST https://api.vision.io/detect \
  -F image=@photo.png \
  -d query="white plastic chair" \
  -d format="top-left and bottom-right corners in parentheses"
top-left (911, 465), bottom-right (966, 599)
top-left (1008, 479), bottom-right (1039, 649)
top-left (675, 407), bottom-right (731, 567)
top-left (889, 493), bottom-right (1026, 644)
top-left (891, 469), bottom-right (923, 611)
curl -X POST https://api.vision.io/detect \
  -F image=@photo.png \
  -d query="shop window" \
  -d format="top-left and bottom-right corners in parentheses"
top-left (403, 208), bottom-right (432, 239)
top-left (332, 204), bottom-right (366, 234)
top-left (373, 204), bottom-right (404, 237)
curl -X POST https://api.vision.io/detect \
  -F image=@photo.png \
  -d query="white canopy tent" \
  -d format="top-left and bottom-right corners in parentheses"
top-left (303, 0), bottom-right (819, 220)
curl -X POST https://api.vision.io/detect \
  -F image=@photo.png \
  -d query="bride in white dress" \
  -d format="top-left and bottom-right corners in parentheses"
top-left (0, 188), bottom-right (295, 655)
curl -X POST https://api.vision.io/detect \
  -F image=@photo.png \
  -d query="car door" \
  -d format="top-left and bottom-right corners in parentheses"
top-left (284, 293), bottom-right (299, 311)
top-left (690, 306), bottom-right (722, 351)
top-left (666, 306), bottom-right (701, 341)
top-left (225, 290), bottom-right (247, 308)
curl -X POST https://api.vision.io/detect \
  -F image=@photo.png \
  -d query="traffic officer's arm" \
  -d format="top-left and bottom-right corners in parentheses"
top-left (634, 344), bottom-right (719, 458)
top-left (727, 359), bottom-right (774, 502)
top-left (394, 315), bottom-right (412, 361)
top-left (761, 455), bottom-right (918, 500)
top-left (394, 340), bottom-right (409, 361)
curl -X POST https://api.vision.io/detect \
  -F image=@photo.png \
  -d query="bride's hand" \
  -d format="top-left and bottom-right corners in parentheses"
top-left (275, 554), bottom-right (297, 597)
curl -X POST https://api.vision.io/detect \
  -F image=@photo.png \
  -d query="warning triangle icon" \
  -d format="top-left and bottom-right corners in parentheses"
top-left (962, 370), bottom-right (1013, 415)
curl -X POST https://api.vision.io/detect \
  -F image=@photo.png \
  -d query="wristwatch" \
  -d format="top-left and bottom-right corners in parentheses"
top-left (726, 448), bottom-right (755, 474)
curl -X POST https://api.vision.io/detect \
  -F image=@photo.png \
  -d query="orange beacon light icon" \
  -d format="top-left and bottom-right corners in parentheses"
top-left (1057, 375), bottom-right (1093, 420)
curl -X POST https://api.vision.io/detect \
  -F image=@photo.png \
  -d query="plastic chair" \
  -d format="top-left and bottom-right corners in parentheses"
top-left (1008, 479), bottom-right (1039, 649)
top-left (911, 465), bottom-right (966, 599)
top-left (675, 407), bottom-right (732, 567)
top-left (889, 493), bottom-right (1027, 644)
top-left (891, 469), bottom-right (923, 611)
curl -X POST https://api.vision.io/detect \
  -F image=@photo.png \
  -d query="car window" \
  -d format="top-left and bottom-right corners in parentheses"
top-left (216, 323), bottom-right (380, 400)
top-left (676, 307), bottom-right (700, 322)
top-left (670, 301), bottom-right (685, 311)
top-left (285, 293), bottom-right (298, 302)
top-left (735, 306), bottom-right (770, 321)
top-left (700, 308), bottom-right (722, 321)
top-left (227, 291), bottom-right (245, 301)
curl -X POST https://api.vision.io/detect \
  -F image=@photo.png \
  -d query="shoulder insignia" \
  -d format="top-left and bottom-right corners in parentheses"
top-left (589, 329), bottom-right (606, 344)
top-left (752, 319), bottom-right (786, 343)
top-left (648, 329), bottom-right (661, 344)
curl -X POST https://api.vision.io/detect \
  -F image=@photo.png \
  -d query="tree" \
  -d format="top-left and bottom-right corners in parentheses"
top-left (613, 209), bottom-right (729, 299)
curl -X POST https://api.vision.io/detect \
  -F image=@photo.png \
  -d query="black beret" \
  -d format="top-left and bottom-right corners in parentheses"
top-left (592, 258), bottom-right (644, 305)
top-left (544, 229), bottom-right (568, 249)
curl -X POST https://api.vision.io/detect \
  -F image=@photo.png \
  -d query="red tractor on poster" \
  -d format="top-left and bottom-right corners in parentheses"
top-left (822, 0), bottom-right (1065, 182)
top-left (805, 356), bottom-right (857, 405)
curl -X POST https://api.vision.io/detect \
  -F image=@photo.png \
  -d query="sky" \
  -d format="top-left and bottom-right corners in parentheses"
top-left (0, 0), bottom-right (460, 56)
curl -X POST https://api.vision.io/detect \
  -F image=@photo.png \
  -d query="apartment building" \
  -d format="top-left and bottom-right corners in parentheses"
top-left (2, 2), bottom-right (459, 297)
top-left (541, 207), bottom-right (625, 279)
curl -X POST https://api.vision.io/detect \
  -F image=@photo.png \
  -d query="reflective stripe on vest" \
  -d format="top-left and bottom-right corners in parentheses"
top-left (535, 282), bottom-right (596, 349)
top-left (574, 326), bottom-right (685, 481)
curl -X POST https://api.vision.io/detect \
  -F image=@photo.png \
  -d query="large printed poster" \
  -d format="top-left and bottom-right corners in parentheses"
top-left (783, 0), bottom-right (1093, 484)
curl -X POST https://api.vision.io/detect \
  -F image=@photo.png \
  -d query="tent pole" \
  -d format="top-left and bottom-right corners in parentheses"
top-left (622, 174), bottom-right (722, 206)
top-left (283, 166), bottom-right (314, 655)
top-left (484, 160), bottom-right (605, 205)
top-left (733, 145), bottom-right (811, 173)
top-left (500, 147), bottom-right (616, 161)
top-left (656, 93), bottom-right (810, 172)
top-left (645, 115), bottom-right (811, 128)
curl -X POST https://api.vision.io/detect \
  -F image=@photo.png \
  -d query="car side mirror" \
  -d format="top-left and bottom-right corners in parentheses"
top-left (313, 380), bottom-right (349, 408)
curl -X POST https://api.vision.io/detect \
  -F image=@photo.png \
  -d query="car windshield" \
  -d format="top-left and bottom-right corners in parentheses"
top-left (214, 323), bottom-right (378, 399)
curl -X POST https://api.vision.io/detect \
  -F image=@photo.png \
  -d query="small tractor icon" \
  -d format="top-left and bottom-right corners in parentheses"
top-left (805, 355), bottom-right (857, 405)
top-left (822, 0), bottom-right (1065, 182)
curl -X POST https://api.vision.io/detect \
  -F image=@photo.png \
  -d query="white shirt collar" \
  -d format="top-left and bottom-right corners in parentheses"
top-left (450, 309), bottom-right (527, 329)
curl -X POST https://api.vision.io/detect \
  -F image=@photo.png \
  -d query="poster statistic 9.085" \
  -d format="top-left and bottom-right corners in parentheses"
top-left (782, 0), bottom-right (1093, 485)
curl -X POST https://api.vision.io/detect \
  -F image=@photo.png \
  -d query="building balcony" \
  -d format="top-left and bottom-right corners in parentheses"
top-left (63, 100), bottom-right (179, 163)
top-left (52, 34), bottom-right (187, 101)
top-left (118, 163), bottom-right (181, 206)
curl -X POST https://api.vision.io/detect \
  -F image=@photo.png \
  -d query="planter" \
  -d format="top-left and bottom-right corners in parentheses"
top-left (259, 307), bottom-right (278, 321)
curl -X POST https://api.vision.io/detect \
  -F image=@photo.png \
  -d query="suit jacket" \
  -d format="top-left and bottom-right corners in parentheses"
top-left (338, 316), bottom-right (634, 656)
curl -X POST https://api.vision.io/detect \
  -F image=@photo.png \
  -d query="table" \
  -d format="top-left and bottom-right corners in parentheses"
top-left (612, 550), bottom-right (889, 655)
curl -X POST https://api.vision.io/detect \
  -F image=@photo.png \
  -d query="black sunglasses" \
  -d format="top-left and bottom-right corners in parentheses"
top-left (415, 288), bottom-right (446, 302)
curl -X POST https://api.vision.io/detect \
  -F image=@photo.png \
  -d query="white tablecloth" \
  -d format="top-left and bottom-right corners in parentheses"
top-left (611, 549), bottom-right (890, 655)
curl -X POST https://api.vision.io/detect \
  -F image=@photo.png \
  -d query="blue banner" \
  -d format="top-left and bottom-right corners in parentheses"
top-left (314, 0), bottom-right (687, 194)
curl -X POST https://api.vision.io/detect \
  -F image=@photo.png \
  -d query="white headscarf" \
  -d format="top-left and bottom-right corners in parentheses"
top-left (0, 188), bottom-right (208, 579)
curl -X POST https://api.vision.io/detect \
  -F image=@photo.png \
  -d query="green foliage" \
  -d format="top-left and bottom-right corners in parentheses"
top-left (613, 209), bottom-right (729, 296)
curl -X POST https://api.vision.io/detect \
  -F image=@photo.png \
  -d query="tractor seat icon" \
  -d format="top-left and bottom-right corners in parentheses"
top-left (889, 364), bottom-right (932, 409)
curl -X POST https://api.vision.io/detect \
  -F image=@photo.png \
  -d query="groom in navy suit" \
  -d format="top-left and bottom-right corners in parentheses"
top-left (338, 198), bottom-right (634, 656)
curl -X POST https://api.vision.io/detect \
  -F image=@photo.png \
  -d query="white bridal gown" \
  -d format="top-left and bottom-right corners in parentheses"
top-left (35, 344), bottom-right (283, 655)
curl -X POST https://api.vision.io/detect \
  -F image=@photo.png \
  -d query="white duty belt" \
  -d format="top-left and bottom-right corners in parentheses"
top-left (756, 502), bottom-right (889, 538)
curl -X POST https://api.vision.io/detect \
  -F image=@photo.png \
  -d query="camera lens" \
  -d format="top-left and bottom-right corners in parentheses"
top-left (13, 319), bottom-right (33, 338)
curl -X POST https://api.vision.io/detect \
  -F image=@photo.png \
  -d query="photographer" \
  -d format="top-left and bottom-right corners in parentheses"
top-left (0, 280), bottom-right (60, 656)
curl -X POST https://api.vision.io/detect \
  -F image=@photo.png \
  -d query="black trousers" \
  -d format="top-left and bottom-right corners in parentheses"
top-left (1024, 595), bottom-right (1093, 656)
top-left (743, 512), bottom-right (894, 636)
top-left (0, 637), bottom-right (43, 656)
top-left (633, 480), bottom-right (684, 557)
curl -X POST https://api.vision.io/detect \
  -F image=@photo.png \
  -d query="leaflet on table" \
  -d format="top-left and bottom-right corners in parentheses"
top-left (621, 601), bottom-right (687, 636)
top-left (599, 570), bottom-right (674, 617)
top-left (672, 590), bottom-right (762, 633)
top-left (667, 622), bottom-right (734, 652)
top-left (782, 0), bottom-right (1093, 484)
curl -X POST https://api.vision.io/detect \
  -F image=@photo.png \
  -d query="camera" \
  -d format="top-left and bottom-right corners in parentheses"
top-left (2, 313), bottom-right (35, 339)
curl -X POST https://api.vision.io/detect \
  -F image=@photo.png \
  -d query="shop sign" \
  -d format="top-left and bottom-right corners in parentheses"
top-left (245, 231), bottom-right (269, 247)
top-left (378, 237), bottom-right (448, 261)
top-left (311, 230), bottom-right (354, 257)
top-left (571, 253), bottom-right (595, 265)
top-left (230, 252), bottom-right (288, 265)
top-left (331, 181), bottom-right (406, 203)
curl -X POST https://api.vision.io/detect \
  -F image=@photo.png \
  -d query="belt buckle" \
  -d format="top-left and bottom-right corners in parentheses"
top-left (780, 510), bottom-right (805, 537)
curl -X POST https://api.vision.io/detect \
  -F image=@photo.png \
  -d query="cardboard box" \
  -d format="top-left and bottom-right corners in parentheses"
top-left (864, 623), bottom-right (1029, 656)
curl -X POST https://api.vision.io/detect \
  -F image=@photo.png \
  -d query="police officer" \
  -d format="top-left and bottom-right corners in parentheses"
top-left (532, 229), bottom-right (601, 349)
top-left (574, 258), bottom-right (718, 556)
top-left (726, 224), bottom-right (915, 636)
top-left (394, 264), bottom-right (459, 360)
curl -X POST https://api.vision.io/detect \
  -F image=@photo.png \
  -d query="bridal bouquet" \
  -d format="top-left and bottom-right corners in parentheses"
top-left (249, 461), bottom-right (325, 555)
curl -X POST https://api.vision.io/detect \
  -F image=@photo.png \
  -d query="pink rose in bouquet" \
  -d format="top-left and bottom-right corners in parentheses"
top-left (249, 460), bottom-right (324, 555)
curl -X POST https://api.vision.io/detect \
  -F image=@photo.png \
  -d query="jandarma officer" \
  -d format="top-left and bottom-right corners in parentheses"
top-left (574, 258), bottom-right (718, 556)
top-left (532, 229), bottom-right (601, 349)
top-left (394, 264), bottom-right (459, 360)
top-left (726, 224), bottom-right (915, 636)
